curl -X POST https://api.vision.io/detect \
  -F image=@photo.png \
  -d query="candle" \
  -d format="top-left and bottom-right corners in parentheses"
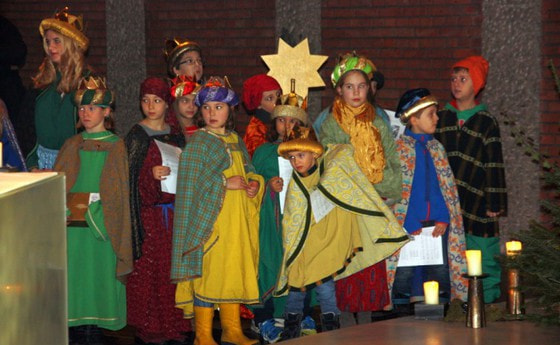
top-left (423, 281), bottom-right (439, 305)
top-left (506, 241), bottom-right (522, 256)
top-left (0, 141), bottom-right (3, 167)
top-left (466, 250), bottom-right (482, 276)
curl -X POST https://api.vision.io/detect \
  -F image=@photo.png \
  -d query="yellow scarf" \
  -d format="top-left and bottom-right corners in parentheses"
top-left (332, 97), bottom-right (385, 184)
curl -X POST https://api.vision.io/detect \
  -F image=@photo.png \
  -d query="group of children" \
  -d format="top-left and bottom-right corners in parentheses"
top-left (17, 7), bottom-right (508, 345)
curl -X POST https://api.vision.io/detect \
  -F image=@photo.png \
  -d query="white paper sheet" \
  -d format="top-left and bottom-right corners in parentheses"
top-left (385, 109), bottom-right (405, 139)
top-left (278, 156), bottom-right (293, 214)
top-left (310, 189), bottom-right (336, 224)
top-left (397, 226), bottom-right (444, 267)
top-left (154, 140), bottom-right (182, 194)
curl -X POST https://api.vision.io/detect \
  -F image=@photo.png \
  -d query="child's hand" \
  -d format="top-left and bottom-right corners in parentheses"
top-left (226, 175), bottom-right (248, 190)
top-left (432, 222), bottom-right (448, 237)
top-left (152, 165), bottom-right (171, 180)
top-left (247, 180), bottom-right (260, 198)
top-left (486, 210), bottom-right (502, 218)
top-left (268, 176), bottom-right (283, 193)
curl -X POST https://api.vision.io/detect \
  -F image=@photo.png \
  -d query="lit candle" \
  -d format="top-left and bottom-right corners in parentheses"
top-left (423, 281), bottom-right (439, 305)
top-left (506, 241), bottom-right (522, 256)
top-left (466, 250), bottom-right (482, 276)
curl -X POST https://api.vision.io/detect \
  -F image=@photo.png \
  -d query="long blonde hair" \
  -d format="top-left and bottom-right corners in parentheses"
top-left (32, 30), bottom-right (86, 93)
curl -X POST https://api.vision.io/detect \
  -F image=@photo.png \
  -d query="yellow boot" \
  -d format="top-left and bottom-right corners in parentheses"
top-left (194, 306), bottom-right (218, 345)
top-left (218, 303), bottom-right (259, 345)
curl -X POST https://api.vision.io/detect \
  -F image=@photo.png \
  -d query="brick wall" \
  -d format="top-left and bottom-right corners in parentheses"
top-left (321, 0), bottom-right (483, 111)
top-left (144, 0), bottom-right (277, 130)
top-left (541, 0), bottom-right (560, 161)
top-left (0, 1), bottom-right (107, 88)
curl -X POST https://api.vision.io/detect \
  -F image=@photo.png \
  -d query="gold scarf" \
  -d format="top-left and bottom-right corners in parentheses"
top-left (332, 96), bottom-right (385, 183)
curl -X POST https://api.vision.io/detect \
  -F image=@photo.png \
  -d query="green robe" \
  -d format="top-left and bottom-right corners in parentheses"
top-left (65, 131), bottom-right (126, 330)
top-left (252, 142), bottom-right (286, 316)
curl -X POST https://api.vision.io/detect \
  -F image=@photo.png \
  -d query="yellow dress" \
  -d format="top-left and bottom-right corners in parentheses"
top-left (287, 169), bottom-right (363, 288)
top-left (176, 131), bottom-right (264, 318)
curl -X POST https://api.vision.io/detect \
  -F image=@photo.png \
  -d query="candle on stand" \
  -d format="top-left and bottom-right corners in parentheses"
top-left (466, 250), bottom-right (482, 276)
top-left (506, 241), bottom-right (522, 256)
top-left (423, 281), bottom-right (439, 305)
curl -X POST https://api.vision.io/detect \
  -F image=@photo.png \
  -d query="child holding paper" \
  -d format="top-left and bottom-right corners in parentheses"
top-left (391, 88), bottom-right (468, 308)
top-left (125, 77), bottom-right (191, 344)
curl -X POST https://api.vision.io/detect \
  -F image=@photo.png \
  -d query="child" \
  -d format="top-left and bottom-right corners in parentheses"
top-left (125, 77), bottom-right (191, 344)
top-left (434, 56), bottom-right (507, 303)
top-left (170, 75), bottom-right (201, 138)
top-left (318, 52), bottom-right (402, 324)
top-left (242, 74), bottom-right (282, 157)
top-left (172, 77), bottom-right (264, 345)
top-left (251, 88), bottom-right (309, 342)
top-left (164, 38), bottom-right (204, 83)
top-left (54, 76), bottom-right (132, 344)
top-left (24, 7), bottom-right (90, 170)
top-left (275, 127), bottom-right (408, 340)
top-left (390, 88), bottom-right (468, 309)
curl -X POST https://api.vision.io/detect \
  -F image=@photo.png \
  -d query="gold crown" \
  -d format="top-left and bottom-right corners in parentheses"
top-left (80, 76), bottom-right (108, 91)
top-left (74, 76), bottom-right (114, 107)
top-left (163, 38), bottom-right (201, 76)
top-left (39, 7), bottom-right (89, 51)
top-left (278, 126), bottom-right (323, 158)
top-left (272, 79), bottom-right (308, 125)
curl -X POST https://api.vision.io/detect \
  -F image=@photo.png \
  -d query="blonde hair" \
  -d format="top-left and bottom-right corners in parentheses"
top-left (32, 30), bottom-right (86, 93)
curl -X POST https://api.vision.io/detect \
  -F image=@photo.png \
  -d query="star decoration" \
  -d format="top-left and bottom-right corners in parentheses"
top-left (261, 38), bottom-right (328, 99)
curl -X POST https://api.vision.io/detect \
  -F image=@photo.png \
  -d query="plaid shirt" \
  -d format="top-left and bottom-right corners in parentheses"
top-left (434, 108), bottom-right (507, 237)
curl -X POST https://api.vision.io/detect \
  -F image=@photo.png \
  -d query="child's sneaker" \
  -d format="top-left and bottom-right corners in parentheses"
top-left (259, 318), bottom-right (284, 344)
top-left (300, 315), bottom-right (317, 336)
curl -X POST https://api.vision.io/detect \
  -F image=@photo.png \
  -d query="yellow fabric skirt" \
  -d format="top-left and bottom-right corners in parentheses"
top-left (176, 132), bottom-right (263, 318)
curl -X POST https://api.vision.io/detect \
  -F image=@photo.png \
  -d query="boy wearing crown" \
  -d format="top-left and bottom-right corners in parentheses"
top-left (54, 76), bottom-right (132, 343)
top-left (275, 128), bottom-right (408, 339)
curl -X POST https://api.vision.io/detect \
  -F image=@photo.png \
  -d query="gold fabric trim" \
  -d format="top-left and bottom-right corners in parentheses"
top-left (399, 95), bottom-right (438, 124)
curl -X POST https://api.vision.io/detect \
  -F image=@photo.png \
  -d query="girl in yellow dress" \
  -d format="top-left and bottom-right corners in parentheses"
top-left (172, 77), bottom-right (264, 345)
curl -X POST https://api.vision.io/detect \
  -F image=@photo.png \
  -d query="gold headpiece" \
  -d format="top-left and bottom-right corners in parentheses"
top-left (74, 76), bottom-right (114, 107)
top-left (271, 79), bottom-right (309, 125)
top-left (164, 38), bottom-right (202, 76)
top-left (39, 7), bottom-right (89, 51)
top-left (278, 126), bottom-right (323, 159)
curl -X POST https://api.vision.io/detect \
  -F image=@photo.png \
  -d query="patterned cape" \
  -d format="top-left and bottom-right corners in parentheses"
top-left (54, 133), bottom-right (133, 281)
top-left (171, 129), bottom-right (257, 281)
top-left (275, 144), bottom-right (409, 296)
top-left (389, 134), bottom-right (468, 302)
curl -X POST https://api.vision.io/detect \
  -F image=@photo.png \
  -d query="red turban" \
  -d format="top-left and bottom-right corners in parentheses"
top-left (140, 77), bottom-right (171, 105)
top-left (242, 74), bottom-right (282, 112)
top-left (452, 56), bottom-right (489, 96)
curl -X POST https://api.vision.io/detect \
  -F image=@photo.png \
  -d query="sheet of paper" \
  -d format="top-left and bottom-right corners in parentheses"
top-left (154, 140), bottom-right (182, 194)
top-left (310, 189), bottom-right (336, 224)
top-left (397, 226), bottom-right (444, 267)
top-left (278, 156), bottom-right (293, 214)
top-left (385, 109), bottom-right (405, 139)
top-left (89, 193), bottom-right (100, 204)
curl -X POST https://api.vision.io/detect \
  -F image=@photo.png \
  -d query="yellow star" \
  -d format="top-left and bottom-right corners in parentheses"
top-left (261, 38), bottom-right (328, 99)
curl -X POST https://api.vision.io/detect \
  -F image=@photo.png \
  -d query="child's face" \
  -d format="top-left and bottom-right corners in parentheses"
top-left (44, 30), bottom-right (65, 65)
top-left (410, 105), bottom-right (439, 135)
top-left (275, 116), bottom-right (299, 139)
top-left (260, 89), bottom-right (281, 114)
top-left (176, 94), bottom-right (198, 121)
top-left (336, 70), bottom-right (369, 108)
top-left (287, 151), bottom-right (317, 174)
top-left (78, 104), bottom-right (110, 133)
top-left (141, 94), bottom-right (168, 122)
top-left (173, 50), bottom-right (203, 81)
top-left (450, 69), bottom-right (475, 102)
top-left (201, 101), bottom-right (229, 134)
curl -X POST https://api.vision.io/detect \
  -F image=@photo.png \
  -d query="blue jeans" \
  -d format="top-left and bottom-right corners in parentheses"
top-left (392, 231), bottom-right (451, 304)
top-left (284, 280), bottom-right (340, 315)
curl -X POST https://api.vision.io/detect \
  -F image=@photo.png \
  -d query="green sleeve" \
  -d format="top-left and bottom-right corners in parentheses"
top-left (372, 116), bottom-right (402, 203)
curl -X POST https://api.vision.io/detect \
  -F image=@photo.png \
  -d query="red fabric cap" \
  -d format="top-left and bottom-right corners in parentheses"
top-left (452, 56), bottom-right (489, 96)
top-left (242, 74), bottom-right (282, 112)
top-left (140, 77), bottom-right (171, 105)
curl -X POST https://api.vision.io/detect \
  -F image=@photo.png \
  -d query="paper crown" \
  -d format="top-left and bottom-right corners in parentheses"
top-left (39, 7), bottom-right (89, 52)
top-left (164, 38), bottom-right (202, 76)
top-left (271, 79), bottom-right (308, 125)
top-left (278, 126), bottom-right (323, 159)
top-left (195, 76), bottom-right (239, 107)
top-left (74, 76), bottom-right (114, 108)
top-left (331, 51), bottom-right (377, 87)
top-left (170, 75), bottom-right (201, 100)
top-left (395, 88), bottom-right (438, 124)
